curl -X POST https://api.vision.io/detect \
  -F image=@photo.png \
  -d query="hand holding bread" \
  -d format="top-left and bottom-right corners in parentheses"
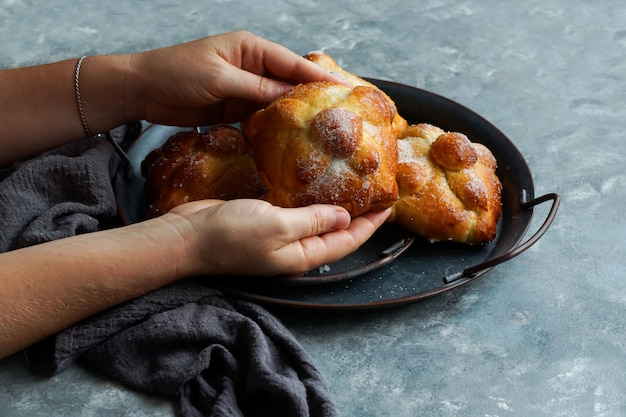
top-left (142, 52), bottom-right (502, 245)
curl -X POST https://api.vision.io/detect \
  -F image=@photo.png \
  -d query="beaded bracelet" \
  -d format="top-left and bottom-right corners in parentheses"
top-left (74, 56), bottom-right (94, 138)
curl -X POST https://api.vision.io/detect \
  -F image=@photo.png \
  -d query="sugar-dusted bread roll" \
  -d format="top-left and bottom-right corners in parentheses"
top-left (141, 125), bottom-right (266, 218)
top-left (389, 123), bottom-right (502, 244)
top-left (304, 51), bottom-right (408, 136)
top-left (243, 81), bottom-right (399, 217)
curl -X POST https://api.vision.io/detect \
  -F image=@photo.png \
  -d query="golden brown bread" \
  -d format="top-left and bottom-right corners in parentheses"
top-left (141, 51), bottom-right (502, 247)
top-left (304, 51), bottom-right (409, 137)
top-left (389, 123), bottom-right (502, 244)
top-left (141, 125), bottom-right (266, 218)
top-left (243, 81), bottom-right (399, 217)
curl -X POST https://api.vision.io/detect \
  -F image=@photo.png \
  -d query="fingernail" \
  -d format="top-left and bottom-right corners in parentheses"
top-left (333, 210), bottom-right (351, 229)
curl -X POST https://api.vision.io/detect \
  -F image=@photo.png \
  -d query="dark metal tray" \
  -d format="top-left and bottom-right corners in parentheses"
top-left (115, 79), bottom-right (559, 311)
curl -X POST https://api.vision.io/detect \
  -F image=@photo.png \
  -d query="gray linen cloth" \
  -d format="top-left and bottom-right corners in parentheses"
top-left (0, 127), bottom-right (337, 417)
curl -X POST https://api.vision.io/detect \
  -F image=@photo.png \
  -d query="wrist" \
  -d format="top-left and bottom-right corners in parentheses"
top-left (79, 54), bottom-right (144, 132)
top-left (133, 214), bottom-right (199, 279)
top-left (123, 52), bottom-right (148, 122)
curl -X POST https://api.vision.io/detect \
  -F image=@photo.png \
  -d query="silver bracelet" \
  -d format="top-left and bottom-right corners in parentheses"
top-left (74, 56), bottom-right (94, 138)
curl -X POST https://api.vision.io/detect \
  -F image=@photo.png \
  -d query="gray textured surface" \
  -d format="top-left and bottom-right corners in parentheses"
top-left (1, 0), bottom-right (625, 416)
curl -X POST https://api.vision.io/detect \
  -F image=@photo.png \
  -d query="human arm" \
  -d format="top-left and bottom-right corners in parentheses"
top-left (0, 200), bottom-right (390, 358)
top-left (0, 30), bottom-right (342, 166)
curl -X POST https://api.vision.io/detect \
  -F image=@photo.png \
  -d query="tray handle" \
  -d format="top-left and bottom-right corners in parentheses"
top-left (443, 192), bottom-right (561, 284)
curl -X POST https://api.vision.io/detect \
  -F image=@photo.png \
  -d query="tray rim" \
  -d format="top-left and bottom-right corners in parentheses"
top-left (115, 79), bottom-right (546, 311)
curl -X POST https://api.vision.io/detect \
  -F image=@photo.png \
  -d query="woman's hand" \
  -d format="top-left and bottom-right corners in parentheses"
top-left (0, 199), bottom-right (389, 358)
top-left (164, 199), bottom-right (391, 277)
top-left (130, 31), bottom-right (343, 127)
top-left (0, 31), bottom-right (339, 165)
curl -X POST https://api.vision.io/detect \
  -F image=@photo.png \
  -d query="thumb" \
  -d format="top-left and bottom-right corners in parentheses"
top-left (223, 67), bottom-right (295, 104)
top-left (285, 205), bottom-right (352, 240)
top-left (278, 206), bottom-right (391, 271)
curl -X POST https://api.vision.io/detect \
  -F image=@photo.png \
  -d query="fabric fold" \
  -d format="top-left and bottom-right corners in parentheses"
top-left (0, 135), bottom-right (118, 251)
top-left (26, 281), bottom-right (337, 417)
